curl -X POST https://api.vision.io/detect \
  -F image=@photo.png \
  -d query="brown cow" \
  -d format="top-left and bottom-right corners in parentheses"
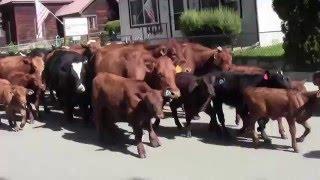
top-left (180, 43), bottom-right (233, 74)
top-left (0, 82), bottom-right (33, 131)
top-left (94, 44), bottom-right (182, 98)
top-left (242, 87), bottom-right (320, 152)
top-left (7, 72), bottom-right (45, 120)
top-left (92, 73), bottom-right (164, 158)
top-left (0, 56), bottom-right (44, 79)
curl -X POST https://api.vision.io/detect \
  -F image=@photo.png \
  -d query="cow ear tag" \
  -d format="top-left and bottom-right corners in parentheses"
top-left (175, 65), bottom-right (182, 73)
top-left (264, 73), bottom-right (269, 80)
top-left (316, 91), bottom-right (320, 98)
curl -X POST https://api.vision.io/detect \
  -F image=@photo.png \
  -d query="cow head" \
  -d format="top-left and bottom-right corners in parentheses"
top-left (313, 71), bottom-right (320, 87)
top-left (146, 56), bottom-right (181, 98)
top-left (211, 46), bottom-right (233, 71)
top-left (147, 40), bottom-right (187, 65)
top-left (70, 58), bottom-right (88, 93)
top-left (31, 56), bottom-right (45, 78)
top-left (144, 90), bottom-right (165, 119)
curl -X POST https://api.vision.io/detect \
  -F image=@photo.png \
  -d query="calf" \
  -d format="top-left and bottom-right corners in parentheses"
top-left (92, 73), bottom-right (164, 158)
top-left (7, 72), bottom-right (45, 121)
top-left (242, 87), bottom-right (320, 152)
top-left (153, 72), bottom-right (216, 137)
top-left (0, 82), bottom-right (33, 131)
top-left (211, 71), bottom-right (291, 137)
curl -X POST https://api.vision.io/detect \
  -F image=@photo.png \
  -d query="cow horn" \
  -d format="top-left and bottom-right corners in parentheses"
top-left (217, 46), bottom-right (223, 52)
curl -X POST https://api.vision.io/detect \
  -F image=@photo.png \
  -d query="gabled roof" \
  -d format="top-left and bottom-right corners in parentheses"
top-left (0, 0), bottom-right (73, 5)
top-left (55, 0), bottom-right (94, 16)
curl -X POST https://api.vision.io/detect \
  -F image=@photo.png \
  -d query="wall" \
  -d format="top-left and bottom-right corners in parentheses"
top-left (256, 0), bottom-right (284, 46)
top-left (14, 3), bottom-right (64, 44)
top-left (82, 0), bottom-right (110, 33)
top-left (237, 0), bottom-right (259, 46)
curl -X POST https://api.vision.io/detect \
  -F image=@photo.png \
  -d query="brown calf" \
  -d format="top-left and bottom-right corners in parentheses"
top-left (7, 72), bottom-right (45, 120)
top-left (0, 82), bottom-right (33, 131)
top-left (92, 73), bottom-right (164, 158)
top-left (242, 87), bottom-right (320, 152)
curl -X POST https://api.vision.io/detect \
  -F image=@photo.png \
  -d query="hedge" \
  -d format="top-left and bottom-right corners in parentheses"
top-left (104, 20), bottom-right (120, 35)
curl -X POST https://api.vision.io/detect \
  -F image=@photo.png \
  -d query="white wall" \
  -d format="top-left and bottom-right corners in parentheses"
top-left (256, 0), bottom-right (284, 46)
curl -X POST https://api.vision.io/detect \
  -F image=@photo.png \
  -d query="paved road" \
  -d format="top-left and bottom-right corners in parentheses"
top-left (1, 83), bottom-right (320, 180)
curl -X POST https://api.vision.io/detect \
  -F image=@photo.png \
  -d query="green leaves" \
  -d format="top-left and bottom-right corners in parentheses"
top-left (180, 7), bottom-right (242, 36)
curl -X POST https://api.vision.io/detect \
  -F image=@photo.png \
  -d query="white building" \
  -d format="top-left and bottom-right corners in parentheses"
top-left (119, 0), bottom-right (283, 46)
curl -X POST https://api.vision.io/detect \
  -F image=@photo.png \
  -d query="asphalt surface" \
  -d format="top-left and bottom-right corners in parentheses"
top-left (1, 83), bottom-right (320, 180)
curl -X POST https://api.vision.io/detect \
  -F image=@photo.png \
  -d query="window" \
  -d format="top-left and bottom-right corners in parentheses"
top-left (200, 0), bottom-right (220, 9)
top-left (87, 16), bottom-right (97, 30)
top-left (129, 0), bottom-right (160, 27)
top-left (173, 0), bottom-right (184, 30)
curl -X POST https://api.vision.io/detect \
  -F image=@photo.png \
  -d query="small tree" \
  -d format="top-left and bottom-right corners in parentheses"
top-left (273, 0), bottom-right (320, 70)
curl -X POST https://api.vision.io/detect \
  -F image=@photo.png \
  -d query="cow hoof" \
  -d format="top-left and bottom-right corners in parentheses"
top-left (293, 148), bottom-right (300, 153)
top-left (150, 139), bottom-right (161, 148)
top-left (193, 115), bottom-right (200, 120)
top-left (137, 144), bottom-right (146, 159)
top-left (186, 131), bottom-right (192, 138)
top-left (12, 126), bottom-right (20, 132)
top-left (27, 119), bottom-right (35, 124)
top-left (296, 137), bottom-right (304, 143)
top-left (281, 133), bottom-right (288, 139)
top-left (263, 138), bottom-right (272, 144)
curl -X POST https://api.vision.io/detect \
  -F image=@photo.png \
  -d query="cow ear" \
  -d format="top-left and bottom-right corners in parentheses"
top-left (145, 60), bottom-right (155, 73)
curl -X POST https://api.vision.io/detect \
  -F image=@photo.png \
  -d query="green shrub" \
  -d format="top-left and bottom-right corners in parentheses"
top-left (105, 20), bottom-right (120, 35)
top-left (8, 42), bottom-right (19, 55)
top-left (180, 7), bottom-right (241, 36)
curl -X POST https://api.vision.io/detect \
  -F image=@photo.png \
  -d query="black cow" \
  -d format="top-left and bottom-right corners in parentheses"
top-left (209, 71), bottom-right (292, 140)
top-left (153, 72), bottom-right (216, 137)
top-left (43, 50), bottom-right (92, 124)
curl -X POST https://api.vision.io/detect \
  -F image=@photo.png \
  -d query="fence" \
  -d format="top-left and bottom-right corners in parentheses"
top-left (0, 30), bottom-right (284, 60)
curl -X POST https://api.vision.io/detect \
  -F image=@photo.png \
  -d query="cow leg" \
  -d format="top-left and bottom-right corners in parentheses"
top-left (153, 118), bottom-right (160, 129)
top-left (133, 122), bottom-right (146, 158)
top-left (296, 121), bottom-right (311, 143)
top-left (169, 100), bottom-right (183, 129)
top-left (214, 101), bottom-right (230, 137)
top-left (63, 104), bottom-right (74, 123)
top-left (184, 107), bottom-right (194, 138)
top-left (277, 118), bottom-right (287, 139)
top-left (26, 103), bottom-right (35, 124)
top-left (235, 108), bottom-right (241, 125)
top-left (257, 118), bottom-right (272, 144)
top-left (146, 120), bottom-right (161, 147)
top-left (248, 120), bottom-right (259, 147)
top-left (287, 119), bottom-right (299, 153)
top-left (80, 104), bottom-right (90, 126)
top-left (19, 109), bottom-right (27, 130)
top-left (205, 104), bottom-right (222, 136)
top-left (93, 105), bottom-right (105, 142)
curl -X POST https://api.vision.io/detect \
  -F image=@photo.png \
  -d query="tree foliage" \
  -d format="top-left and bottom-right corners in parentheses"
top-left (273, 0), bottom-right (320, 69)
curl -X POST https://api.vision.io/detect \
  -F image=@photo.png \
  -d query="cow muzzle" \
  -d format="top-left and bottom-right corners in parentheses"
top-left (77, 84), bottom-right (86, 93)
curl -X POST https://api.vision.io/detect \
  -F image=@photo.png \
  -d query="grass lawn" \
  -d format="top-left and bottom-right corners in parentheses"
top-left (233, 43), bottom-right (284, 59)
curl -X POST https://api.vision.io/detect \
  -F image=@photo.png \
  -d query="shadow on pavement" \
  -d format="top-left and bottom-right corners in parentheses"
top-left (155, 121), bottom-right (292, 152)
top-left (303, 151), bottom-right (320, 159)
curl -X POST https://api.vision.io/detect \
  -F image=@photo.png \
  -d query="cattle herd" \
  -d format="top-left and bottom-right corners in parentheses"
top-left (0, 39), bottom-right (319, 158)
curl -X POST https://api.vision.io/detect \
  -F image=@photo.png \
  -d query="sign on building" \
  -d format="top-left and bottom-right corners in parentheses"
top-left (64, 17), bottom-right (88, 37)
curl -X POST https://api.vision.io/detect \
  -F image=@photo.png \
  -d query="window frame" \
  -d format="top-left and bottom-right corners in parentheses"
top-left (84, 15), bottom-right (98, 30)
top-left (128, 0), bottom-right (161, 28)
